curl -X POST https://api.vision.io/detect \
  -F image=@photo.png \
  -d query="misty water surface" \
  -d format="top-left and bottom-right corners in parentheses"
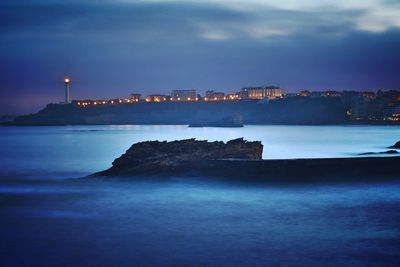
top-left (0, 125), bottom-right (399, 267)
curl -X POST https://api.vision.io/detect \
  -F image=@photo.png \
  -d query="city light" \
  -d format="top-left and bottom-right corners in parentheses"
top-left (72, 87), bottom-right (281, 107)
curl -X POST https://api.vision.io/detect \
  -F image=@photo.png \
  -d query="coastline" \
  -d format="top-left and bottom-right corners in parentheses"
top-left (2, 99), bottom-right (350, 126)
top-left (3, 121), bottom-right (400, 127)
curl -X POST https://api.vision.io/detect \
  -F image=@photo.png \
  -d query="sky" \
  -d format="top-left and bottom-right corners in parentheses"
top-left (1, 0), bottom-right (400, 114)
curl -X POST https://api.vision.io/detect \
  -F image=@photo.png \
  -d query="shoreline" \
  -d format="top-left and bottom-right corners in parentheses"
top-left (3, 122), bottom-right (400, 127)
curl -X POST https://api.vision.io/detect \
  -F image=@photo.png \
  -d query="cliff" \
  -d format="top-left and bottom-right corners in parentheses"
top-left (97, 138), bottom-right (263, 176)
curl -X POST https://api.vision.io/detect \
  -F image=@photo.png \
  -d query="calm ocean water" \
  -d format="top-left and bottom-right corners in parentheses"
top-left (1, 125), bottom-right (400, 266)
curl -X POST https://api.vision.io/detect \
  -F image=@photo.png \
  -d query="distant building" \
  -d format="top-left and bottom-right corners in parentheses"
top-left (145, 95), bottom-right (170, 102)
top-left (362, 92), bottom-right (376, 100)
top-left (205, 90), bottom-right (225, 101)
top-left (375, 90), bottom-right (400, 120)
top-left (298, 90), bottom-right (311, 97)
top-left (171, 89), bottom-right (197, 101)
top-left (241, 86), bottom-right (283, 100)
top-left (225, 93), bottom-right (241, 100)
top-left (92, 100), bottom-right (108, 105)
top-left (321, 91), bottom-right (341, 97)
top-left (309, 91), bottom-right (341, 98)
top-left (127, 93), bottom-right (141, 102)
top-left (108, 98), bottom-right (122, 105)
top-left (385, 104), bottom-right (400, 121)
top-left (340, 91), bottom-right (377, 120)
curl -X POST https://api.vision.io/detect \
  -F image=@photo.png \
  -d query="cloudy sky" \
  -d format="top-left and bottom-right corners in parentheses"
top-left (1, 0), bottom-right (400, 114)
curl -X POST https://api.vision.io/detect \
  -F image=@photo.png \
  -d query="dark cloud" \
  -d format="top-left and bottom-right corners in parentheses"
top-left (0, 0), bottom-right (399, 114)
top-left (0, 1), bottom-right (374, 41)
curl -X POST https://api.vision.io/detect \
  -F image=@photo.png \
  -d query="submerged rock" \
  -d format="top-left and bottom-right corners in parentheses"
top-left (389, 141), bottom-right (400, 149)
top-left (97, 138), bottom-right (262, 176)
top-left (358, 150), bottom-right (399, 155)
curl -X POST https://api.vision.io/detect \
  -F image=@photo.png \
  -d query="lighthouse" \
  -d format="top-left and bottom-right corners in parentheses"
top-left (64, 77), bottom-right (71, 104)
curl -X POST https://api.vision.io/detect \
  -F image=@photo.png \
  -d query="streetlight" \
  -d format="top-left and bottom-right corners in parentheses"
top-left (64, 77), bottom-right (71, 104)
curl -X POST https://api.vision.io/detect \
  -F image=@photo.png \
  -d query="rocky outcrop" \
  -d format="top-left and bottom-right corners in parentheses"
top-left (389, 141), bottom-right (400, 149)
top-left (93, 138), bottom-right (400, 182)
top-left (359, 150), bottom-right (399, 155)
top-left (97, 138), bottom-right (263, 176)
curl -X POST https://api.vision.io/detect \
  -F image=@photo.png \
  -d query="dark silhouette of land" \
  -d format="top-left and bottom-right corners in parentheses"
top-left (6, 98), bottom-right (349, 125)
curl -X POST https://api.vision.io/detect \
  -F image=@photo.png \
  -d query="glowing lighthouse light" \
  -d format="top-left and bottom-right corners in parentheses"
top-left (64, 77), bottom-right (71, 104)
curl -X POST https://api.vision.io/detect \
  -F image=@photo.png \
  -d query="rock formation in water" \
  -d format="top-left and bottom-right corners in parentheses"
top-left (94, 138), bottom-right (400, 182)
top-left (358, 150), bottom-right (399, 155)
top-left (97, 138), bottom-right (263, 176)
top-left (389, 141), bottom-right (400, 149)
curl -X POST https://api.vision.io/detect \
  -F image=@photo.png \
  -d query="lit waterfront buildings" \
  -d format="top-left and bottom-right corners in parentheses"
top-left (241, 86), bottom-right (283, 100)
top-left (72, 85), bottom-right (286, 106)
top-left (298, 90), bottom-right (311, 97)
top-left (62, 77), bottom-right (398, 122)
top-left (127, 94), bottom-right (141, 102)
top-left (146, 95), bottom-right (171, 102)
top-left (171, 89), bottom-right (197, 101)
top-left (205, 90), bottom-right (225, 101)
top-left (225, 93), bottom-right (241, 100)
top-left (70, 87), bottom-right (400, 122)
top-left (59, 78), bottom-right (400, 122)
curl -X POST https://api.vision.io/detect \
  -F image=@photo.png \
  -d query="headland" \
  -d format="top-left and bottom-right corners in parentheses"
top-left (5, 87), bottom-right (400, 126)
top-left (3, 98), bottom-right (352, 126)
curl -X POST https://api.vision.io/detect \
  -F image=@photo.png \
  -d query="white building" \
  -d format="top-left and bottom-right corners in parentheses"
top-left (241, 86), bottom-right (283, 100)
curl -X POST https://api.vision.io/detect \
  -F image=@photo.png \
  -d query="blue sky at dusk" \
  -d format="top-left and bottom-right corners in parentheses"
top-left (1, 0), bottom-right (400, 114)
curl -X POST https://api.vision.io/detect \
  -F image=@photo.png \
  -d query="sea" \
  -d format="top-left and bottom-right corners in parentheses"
top-left (1, 125), bottom-right (400, 267)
